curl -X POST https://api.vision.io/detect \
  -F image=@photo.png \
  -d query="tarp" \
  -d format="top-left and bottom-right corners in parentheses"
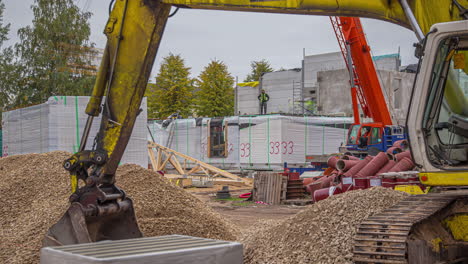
top-left (237, 81), bottom-right (259, 87)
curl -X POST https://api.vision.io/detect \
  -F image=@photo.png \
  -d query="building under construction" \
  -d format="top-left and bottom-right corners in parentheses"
top-left (235, 52), bottom-right (415, 125)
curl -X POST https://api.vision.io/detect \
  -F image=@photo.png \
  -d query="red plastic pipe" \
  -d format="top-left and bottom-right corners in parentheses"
top-left (239, 193), bottom-right (251, 199)
top-left (313, 185), bottom-right (343, 202)
top-left (342, 155), bottom-right (360, 161)
top-left (386, 147), bottom-right (402, 155)
top-left (393, 140), bottom-right (409, 150)
top-left (395, 151), bottom-right (412, 162)
top-left (355, 152), bottom-right (390, 177)
top-left (375, 160), bottom-right (397, 175)
top-left (388, 157), bottom-right (415, 172)
top-left (343, 156), bottom-right (373, 177)
top-left (336, 159), bottom-right (360, 171)
top-left (327, 156), bottom-right (340, 169)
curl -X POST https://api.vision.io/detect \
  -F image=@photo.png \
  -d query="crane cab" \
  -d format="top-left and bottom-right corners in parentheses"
top-left (343, 123), bottom-right (406, 156)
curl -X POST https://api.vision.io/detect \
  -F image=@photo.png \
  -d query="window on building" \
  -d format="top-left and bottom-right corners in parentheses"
top-left (207, 120), bottom-right (228, 158)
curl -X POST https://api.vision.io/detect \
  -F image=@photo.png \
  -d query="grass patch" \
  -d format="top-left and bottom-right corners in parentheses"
top-left (232, 201), bottom-right (254, 207)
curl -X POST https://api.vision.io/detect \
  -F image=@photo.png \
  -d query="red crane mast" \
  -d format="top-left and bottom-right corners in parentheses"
top-left (330, 16), bottom-right (393, 126)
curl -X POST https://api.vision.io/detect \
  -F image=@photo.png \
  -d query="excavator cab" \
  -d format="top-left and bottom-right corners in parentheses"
top-left (409, 20), bottom-right (468, 172)
top-left (352, 21), bottom-right (468, 264)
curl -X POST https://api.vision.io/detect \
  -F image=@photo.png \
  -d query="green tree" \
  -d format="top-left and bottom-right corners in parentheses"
top-left (244, 59), bottom-right (274, 82)
top-left (195, 60), bottom-right (234, 117)
top-left (0, 0), bottom-right (12, 121)
top-left (145, 53), bottom-right (194, 119)
top-left (0, 0), bottom-right (8, 47)
top-left (7, 0), bottom-right (96, 108)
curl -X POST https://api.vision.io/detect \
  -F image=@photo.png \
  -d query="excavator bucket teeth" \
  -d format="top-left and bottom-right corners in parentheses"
top-left (43, 198), bottom-right (142, 247)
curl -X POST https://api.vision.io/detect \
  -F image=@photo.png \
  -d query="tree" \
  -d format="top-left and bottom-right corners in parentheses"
top-left (6, 0), bottom-right (96, 108)
top-left (145, 53), bottom-right (194, 119)
top-left (194, 60), bottom-right (234, 117)
top-left (244, 59), bottom-right (274, 82)
top-left (0, 0), bottom-right (12, 121)
top-left (0, 0), bottom-right (8, 47)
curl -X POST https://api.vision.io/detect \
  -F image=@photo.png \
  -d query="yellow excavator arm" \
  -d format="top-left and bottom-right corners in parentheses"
top-left (162, 0), bottom-right (466, 34)
top-left (44, 0), bottom-right (468, 254)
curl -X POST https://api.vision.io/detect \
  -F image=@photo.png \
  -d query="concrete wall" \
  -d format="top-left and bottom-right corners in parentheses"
top-left (236, 69), bottom-right (301, 115)
top-left (373, 54), bottom-right (401, 71)
top-left (236, 85), bottom-right (259, 115)
top-left (303, 52), bottom-right (345, 100)
top-left (317, 69), bottom-right (415, 124)
top-left (379, 71), bottom-right (416, 125)
top-left (261, 69), bottom-right (302, 114)
top-left (302, 52), bottom-right (400, 101)
top-left (236, 52), bottom-right (404, 116)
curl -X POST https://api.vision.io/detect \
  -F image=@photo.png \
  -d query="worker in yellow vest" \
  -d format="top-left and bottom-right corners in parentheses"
top-left (258, 89), bottom-right (270, 115)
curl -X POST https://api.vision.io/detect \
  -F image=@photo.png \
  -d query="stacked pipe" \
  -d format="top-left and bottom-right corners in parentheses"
top-left (308, 140), bottom-right (420, 202)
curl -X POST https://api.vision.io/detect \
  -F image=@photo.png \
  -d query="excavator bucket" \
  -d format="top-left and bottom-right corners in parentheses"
top-left (43, 198), bottom-right (142, 246)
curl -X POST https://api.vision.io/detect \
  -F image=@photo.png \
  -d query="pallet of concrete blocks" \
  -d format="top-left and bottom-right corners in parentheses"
top-left (147, 115), bottom-right (354, 171)
top-left (1, 96), bottom-right (148, 167)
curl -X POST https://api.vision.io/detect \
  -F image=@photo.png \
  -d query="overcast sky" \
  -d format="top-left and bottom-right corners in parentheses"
top-left (4, 0), bottom-right (419, 81)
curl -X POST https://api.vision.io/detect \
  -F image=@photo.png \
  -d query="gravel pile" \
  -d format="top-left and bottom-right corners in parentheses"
top-left (242, 187), bottom-right (408, 264)
top-left (0, 151), bottom-right (238, 264)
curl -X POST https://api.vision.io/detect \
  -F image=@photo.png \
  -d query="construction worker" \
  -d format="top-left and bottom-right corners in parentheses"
top-left (258, 89), bottom-right (270, 115)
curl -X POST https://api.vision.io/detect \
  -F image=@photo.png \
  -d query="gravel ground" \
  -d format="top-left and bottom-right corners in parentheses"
top-left (0, 151), bottom-right (238, 264)
top-left (241, 187), bottom-right (408, 264)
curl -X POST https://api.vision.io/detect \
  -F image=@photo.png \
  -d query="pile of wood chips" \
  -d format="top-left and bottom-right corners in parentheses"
top-left (241, 187), bottom-right (408, 264)
top-left (0, 151), bottom-right (238, 264)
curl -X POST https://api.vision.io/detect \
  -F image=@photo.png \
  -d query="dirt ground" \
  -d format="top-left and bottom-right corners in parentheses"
top-left (189, 185), bottom-right (304, 232)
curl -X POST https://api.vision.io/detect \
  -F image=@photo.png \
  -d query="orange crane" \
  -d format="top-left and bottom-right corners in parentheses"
top-left (330, 16), bottom-right (406, 155)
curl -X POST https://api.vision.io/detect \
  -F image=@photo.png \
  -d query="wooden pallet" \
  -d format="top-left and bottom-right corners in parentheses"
top-left (253, 172), bottom-right (283, 205)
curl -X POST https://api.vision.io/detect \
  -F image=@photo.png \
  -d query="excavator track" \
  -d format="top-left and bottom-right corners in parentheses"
top-left (353, 192), bottom-right (465, 264)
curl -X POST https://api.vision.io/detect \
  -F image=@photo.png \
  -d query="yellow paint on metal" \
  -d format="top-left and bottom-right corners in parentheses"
top-left (431, 237), bottom-right (443, 252)
top-left (237, 81), bottom-right (259, 87)
top-left (394, 185), bottom-right (426, 195)
top-left (419, 172), bottom-right (468, 186)
top-left (454, 53), bottom-right (465, 70)
top-left (444, 214), bottom-right (468, 241)
top-left (96, 0), bottom-right (171, 177)
top-left (70, 174), bottom-right (78, 193)
top-left (162, 0), bottom-right (468, 35)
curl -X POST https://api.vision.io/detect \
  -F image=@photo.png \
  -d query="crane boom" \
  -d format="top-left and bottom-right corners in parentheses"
top-left (330, 16), bottom-right (393, 126)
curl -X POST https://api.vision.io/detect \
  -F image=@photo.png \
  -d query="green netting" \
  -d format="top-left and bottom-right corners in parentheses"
top-left (248, 116), bottom-right (252, 166)
top-left (267, 116), bottom-right (270, 169)
top-left (322, 120), bottom-right (325, 155)
top-left (73, 96), bottom-right (80, 153)
top-left (186, 119), bottom-right (190, 166)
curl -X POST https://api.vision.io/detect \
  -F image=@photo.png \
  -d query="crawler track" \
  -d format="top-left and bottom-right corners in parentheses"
top-left (353, 192), bottom-right (463, 264)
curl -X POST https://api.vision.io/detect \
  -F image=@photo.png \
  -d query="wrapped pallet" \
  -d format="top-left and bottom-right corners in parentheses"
top-left (2, 96), bottom-right (147, 167)
top-left (148, 115), bottom-right (352, 170)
